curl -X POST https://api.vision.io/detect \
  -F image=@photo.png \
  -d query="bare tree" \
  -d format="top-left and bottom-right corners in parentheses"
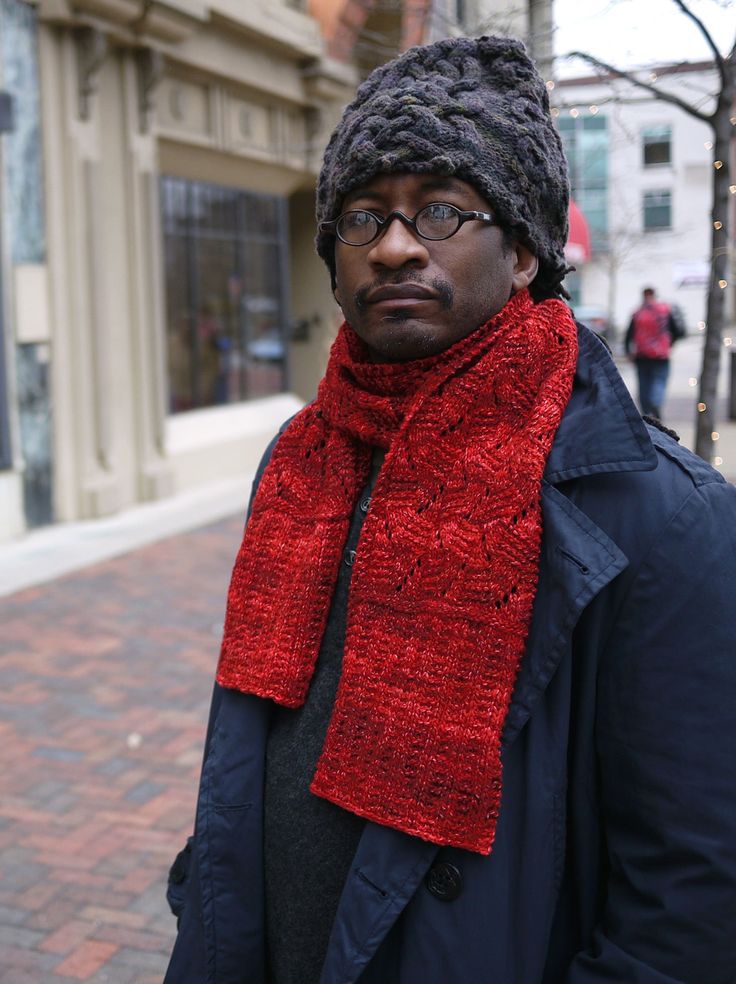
top-left (567, 0), bottom-right (735, 462)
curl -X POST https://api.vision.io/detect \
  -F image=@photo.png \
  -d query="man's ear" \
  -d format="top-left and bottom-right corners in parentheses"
top-left (511, 243), bottom-right (539, 293)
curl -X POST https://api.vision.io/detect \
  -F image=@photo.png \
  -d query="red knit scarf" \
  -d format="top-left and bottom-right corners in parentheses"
top-left (217, 289), bottom-right (578, 854)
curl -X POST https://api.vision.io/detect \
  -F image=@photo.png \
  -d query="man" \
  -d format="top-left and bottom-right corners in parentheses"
top-left (625, 286), bottom-right (682, 418)
top-left (164, 36), bottom-right (736, 984)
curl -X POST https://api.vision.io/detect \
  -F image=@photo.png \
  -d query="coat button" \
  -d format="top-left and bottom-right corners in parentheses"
top-left (344, 549), bottom-right (357, 567)
top-left (425, 861), bottom-right (462, 901)
top-left (359, 497), bottom-right (371, 513)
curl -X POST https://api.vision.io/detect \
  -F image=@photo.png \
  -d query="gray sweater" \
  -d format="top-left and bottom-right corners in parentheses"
top-left (264, 452), bottom-right (384, 984)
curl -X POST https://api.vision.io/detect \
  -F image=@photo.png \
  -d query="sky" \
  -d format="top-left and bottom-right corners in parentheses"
top-left (553, 0), bottom-right (735, 77)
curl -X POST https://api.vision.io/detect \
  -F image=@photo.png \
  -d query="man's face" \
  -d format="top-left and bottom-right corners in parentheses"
top-left (332, 172), bottom-right (538, 362)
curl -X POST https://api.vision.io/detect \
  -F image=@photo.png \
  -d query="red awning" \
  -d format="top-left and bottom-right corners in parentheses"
top-left (565, 198), bottom-right (591, 265)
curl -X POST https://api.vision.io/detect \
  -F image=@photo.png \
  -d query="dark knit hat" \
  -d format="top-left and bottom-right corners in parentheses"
top-left (316, 35), bottom-right (571, 297)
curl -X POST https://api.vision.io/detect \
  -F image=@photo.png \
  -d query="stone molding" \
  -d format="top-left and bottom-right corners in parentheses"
top-left (36, 0), bottom-right (328, 54)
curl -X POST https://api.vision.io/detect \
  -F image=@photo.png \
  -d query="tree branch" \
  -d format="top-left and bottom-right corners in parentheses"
top-left (671, 0), bottom-right (729, 86)
top-left (564, 51), bottom-right (713, 125)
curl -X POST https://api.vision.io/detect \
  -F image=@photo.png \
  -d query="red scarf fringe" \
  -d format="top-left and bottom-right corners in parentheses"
top-left (217, 290), bottom-right (578, 853)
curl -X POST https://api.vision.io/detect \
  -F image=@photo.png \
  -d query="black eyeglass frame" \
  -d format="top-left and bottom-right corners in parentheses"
top-left (319, 203), bottom-right (497, 246)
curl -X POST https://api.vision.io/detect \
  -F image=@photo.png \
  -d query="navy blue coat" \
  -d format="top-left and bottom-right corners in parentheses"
top-left (165, 327), bottom-right (736, 983)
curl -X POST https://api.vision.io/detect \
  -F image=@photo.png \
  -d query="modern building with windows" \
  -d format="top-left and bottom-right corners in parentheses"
top-left (552, 61), bottom-right (722, 341)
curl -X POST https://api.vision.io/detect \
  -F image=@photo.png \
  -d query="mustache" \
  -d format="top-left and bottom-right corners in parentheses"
top-left (354, 275), bottom-right (454, 312)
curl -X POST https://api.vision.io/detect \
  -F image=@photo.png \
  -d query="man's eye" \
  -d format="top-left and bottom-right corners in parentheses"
top-left (342, 210), bottom-right (374, 229)
top-left (423, 204), bottom-right (456, 222)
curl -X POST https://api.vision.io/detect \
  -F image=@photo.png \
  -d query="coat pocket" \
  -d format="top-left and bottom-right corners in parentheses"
top-left (166, 837), bottom-right (193, 923)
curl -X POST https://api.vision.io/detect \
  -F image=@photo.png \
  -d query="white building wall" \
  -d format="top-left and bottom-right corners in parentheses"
top-left (554, 64), bottom-right (716, 338)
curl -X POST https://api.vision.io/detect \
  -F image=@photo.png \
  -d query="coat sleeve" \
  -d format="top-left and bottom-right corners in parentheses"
top-left (563, 480), bottom-right (736, 984)
top-left (164, 425), bottom-right (288, 924)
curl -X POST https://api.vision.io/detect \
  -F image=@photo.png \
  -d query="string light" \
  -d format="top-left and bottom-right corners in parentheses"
top-left (731, 116), bottom-right (736, 125)
top-left (712, 431), bottom-right (720, 441)
top-left (705, 140), bottom-right (713, 149)
top-left (725, 337), bottom-right (733, 347)
top-left (714, 221), bottom-right (723, 230)
top-left (698, 321), bottom-right (706, 331)
top-left (719, 279), bottom-right (728, 289)
top-left (714, 457), bottom-right (723, 466)
top-left (649, 72), bottom-right (658, 82)
top-left (730, 185), bottom-right (736, 194)
top-left (714, 160), bottom-right (724, 169)
top-left (589, 105), bottom-right (599, 114)
top-left (551, 107), bottom-right (560, 118)
top-left (545, 80), bottom-right (555, 91)
top-left (688, 377), bottom-right (698, 387)
top-left (570, 108), bottom-right (580, 118)
top-left (698, 403), bottom-right (707, 412)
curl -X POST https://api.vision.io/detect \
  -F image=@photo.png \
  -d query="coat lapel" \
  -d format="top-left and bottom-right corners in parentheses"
top-left (504, 327), bottom-right (656, 745)
top-left (502, 481), bottom-right (628, 746)
top-left (320, 824), bottom-right (439, 984)
top-left (318, 482), bottom-right (626, 984)
top-left (543, 325), bottom-right (656, 484)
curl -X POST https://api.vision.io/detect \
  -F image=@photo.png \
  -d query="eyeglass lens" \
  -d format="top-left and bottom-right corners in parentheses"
top-left (336, 204), bottom-right (462, 245)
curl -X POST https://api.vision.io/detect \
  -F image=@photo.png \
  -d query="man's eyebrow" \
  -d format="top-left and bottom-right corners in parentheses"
top-left (415, 176), bottom-right (468, 195)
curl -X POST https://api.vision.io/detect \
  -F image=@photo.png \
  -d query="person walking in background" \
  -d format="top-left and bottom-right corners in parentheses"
top-left (164, 36), bottom-right (736, 984)
top-left (625, 285), bottom-right (683, 419)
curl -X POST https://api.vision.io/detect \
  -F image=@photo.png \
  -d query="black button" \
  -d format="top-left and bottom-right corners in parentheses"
top-left (425, 861), bottom-right (462, 901)
top-left (359, 497), bottom-right (371, 513)
top-left (344, 549), bottom-right (357, 567)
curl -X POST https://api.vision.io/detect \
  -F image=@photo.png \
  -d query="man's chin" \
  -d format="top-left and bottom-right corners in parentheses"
top-left (363, 320), bottom-right (447, 363)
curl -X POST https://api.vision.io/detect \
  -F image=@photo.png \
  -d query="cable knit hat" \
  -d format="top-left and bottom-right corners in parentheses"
top-left (316, 35), bottom-right (571, 297)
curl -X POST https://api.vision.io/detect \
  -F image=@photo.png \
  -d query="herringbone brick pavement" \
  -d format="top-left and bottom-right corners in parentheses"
top-left (0, 514), bottom-right (244, 982)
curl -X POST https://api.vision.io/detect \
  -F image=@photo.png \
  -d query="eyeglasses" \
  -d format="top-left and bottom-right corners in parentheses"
top-left (319, 202), bottom-right (496, 247)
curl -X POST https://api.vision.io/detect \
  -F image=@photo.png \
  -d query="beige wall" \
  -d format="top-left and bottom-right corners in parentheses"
top-left (4, 0), bottom-right (358, 541)
top-left (288, 189), bottom-right (342, 402)
top-left (39, 29), bottom-right (174, 522)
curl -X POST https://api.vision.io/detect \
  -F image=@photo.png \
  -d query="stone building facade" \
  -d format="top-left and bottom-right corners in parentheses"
top-left (0, 0), bottom-right (553, 542)
top-left (0, 0), bottom-right (361, 541)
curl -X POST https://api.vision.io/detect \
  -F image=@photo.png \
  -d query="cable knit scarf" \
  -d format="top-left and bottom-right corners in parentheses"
top-left (217, 289), bottom-right (578, 854)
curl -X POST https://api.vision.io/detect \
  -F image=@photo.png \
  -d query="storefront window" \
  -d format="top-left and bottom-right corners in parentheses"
top-left (160, 177), bottom-right (289, 413)
top-left (1, 0), bottom-right (52, 525)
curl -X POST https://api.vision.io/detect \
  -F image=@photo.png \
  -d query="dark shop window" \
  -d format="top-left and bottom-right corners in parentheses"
top-left (642, 125), bottom-right (672, 167)
top-left (160, 177), bottom-right (289, 413)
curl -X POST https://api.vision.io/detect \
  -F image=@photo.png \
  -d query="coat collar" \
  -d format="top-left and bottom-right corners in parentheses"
top-left (504, 325), bottom-right (657, 745)
top-left (545, 324), bottom-right (657, 484)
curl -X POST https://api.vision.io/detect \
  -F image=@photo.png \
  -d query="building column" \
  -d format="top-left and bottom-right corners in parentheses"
top-left (40, 25), bottom-right (119, 519)
top-left (121, 48), bottom-right (174, 502)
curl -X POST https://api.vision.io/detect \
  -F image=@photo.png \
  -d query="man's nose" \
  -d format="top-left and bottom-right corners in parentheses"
top-left (366, 215), bottom-right (430, 269)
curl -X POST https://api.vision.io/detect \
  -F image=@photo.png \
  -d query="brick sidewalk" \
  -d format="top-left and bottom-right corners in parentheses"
top-left (0, 515), bottom-right (243, 983)
top-left (1, 371), bottom-right (733, 984)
